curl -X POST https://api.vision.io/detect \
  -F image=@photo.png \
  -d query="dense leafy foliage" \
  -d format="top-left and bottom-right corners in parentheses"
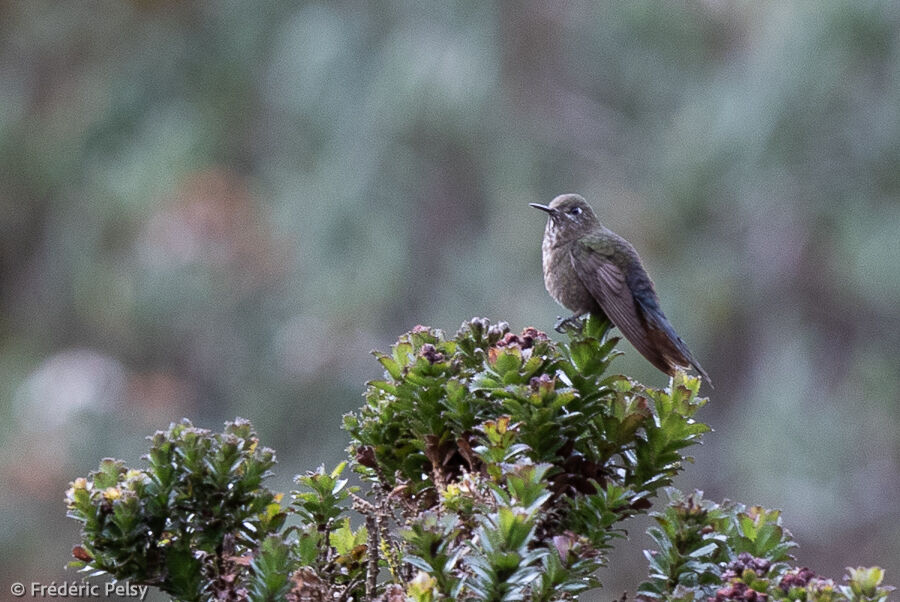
top-left (65, 318), bottom-right (890, 600)
top-left (340, 315), bottom-right (709, 599)
top-left (636, 489), bottom-right (894, 602)
top-left (65, 419), bottom-right (284, 601)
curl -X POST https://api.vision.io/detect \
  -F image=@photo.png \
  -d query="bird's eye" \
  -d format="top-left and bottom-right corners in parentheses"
top-left (568, 207), bottom-right (582, 216)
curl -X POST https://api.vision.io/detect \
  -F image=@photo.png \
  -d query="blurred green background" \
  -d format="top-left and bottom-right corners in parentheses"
top-left (2, 1), bottom-right (899, 599)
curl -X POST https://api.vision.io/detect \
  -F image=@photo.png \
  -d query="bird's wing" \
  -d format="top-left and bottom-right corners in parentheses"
top-left (570, 237), bottom-right (713, 385)
top-left (569, 240), bottom-right (663, 368)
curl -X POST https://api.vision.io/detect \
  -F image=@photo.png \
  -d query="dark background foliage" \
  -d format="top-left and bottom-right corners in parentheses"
top-left (1, 2), bottom-right (898, 599)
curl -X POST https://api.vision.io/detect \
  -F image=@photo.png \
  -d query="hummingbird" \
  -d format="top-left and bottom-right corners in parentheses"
top-left (530, 193), bottom-right (711, 385)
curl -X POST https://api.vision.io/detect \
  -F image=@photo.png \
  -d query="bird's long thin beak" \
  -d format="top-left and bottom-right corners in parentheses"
top-left (529, 203), bottom-right (555, 214)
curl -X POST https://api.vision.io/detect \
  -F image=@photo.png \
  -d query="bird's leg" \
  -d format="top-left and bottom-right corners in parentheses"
top-left (554, 314), bottom-right (584, 334)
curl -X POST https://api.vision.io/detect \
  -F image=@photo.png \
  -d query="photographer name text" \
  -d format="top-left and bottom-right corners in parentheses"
top-left (10, 581), bottom-right (148, 600)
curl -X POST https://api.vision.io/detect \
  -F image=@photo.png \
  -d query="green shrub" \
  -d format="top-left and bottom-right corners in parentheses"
top-left (636, 489), bottom-right (893, 601)
top-left (65, 317), bottom-right (891, 600)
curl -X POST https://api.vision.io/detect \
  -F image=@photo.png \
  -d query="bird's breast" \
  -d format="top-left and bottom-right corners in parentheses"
top-left (540, 233), bottom-right (595, 314)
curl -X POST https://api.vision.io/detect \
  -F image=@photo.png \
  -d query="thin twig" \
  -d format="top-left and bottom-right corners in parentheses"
top-left (365, 513), bottom-right (379, 599)
top-left (352, 494), bottom-right (380, 599)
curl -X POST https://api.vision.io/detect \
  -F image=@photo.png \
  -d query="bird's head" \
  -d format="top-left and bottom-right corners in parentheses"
top-left (530, 194), bottom-right (600, 239)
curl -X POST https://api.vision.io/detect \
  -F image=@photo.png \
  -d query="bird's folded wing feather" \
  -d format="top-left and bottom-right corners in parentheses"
top-left (569, 241), bottom-right (659, 364)
top-left (570, 239), bottom-right (712, 385)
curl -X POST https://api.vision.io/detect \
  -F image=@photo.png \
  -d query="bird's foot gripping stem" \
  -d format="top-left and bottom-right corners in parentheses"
top-left (554, 315), bottom-right (584, 334)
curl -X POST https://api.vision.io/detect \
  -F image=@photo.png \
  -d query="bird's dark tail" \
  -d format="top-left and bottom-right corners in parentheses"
top-left (638, 299), bottom-right (713, 388)
top-left (687, 356), bottom-right (713, 388)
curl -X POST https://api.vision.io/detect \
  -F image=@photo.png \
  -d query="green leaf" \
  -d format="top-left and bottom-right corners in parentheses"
top-left (330, 518), bottom-right (366, 556)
